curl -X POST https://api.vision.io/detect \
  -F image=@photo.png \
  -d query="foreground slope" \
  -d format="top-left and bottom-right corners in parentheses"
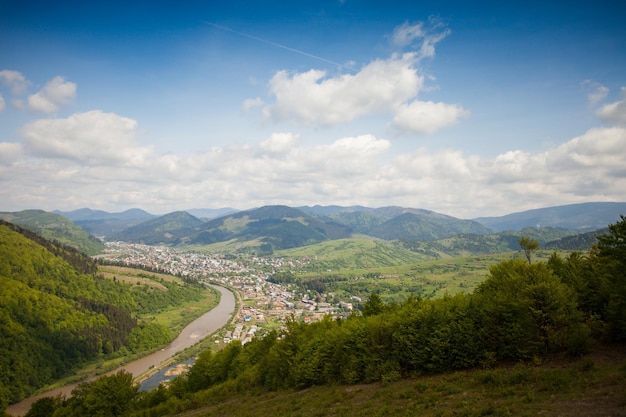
top-left (0, 221), bottom-right (206, 409)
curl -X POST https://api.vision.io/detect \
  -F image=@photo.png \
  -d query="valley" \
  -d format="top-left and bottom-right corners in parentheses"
top-left (1, 203), bottom-right (625, 416)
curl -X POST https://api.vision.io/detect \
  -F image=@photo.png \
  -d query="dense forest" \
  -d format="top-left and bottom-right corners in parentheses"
top-left (16, 216), bottom-right (626, 417)
top-left (0, 221), bottom-right (206, 410)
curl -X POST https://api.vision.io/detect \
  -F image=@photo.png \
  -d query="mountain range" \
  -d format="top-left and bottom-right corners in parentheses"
top-left (5, 202), bottom-right (624, 254)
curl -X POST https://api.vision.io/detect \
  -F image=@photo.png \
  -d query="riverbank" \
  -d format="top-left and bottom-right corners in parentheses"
top-left (5, 284), bottom-right (236, 417)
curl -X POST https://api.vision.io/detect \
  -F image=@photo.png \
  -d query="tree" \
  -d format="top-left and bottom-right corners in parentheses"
top-left (59, 370), bottom-right (138, 417)
top-left (519, 236), bottom-right (539, 264)
top-left (362, 293), bottom-right (385, 317)
top-left (595, 214), bottom-right (626, 340)
top-left (475, 259), bottom-right (584, 358)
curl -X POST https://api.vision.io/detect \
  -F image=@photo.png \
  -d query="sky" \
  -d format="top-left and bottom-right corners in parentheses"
top-left (1, 0), bottom-right (625, 218)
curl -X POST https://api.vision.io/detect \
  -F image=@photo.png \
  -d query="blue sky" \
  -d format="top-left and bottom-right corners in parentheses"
top-left (1, 0), bottom-right (625, 218)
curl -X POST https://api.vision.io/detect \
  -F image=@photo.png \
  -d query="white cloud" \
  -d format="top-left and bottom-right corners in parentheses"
top-left (391, 100), bottom-right (469, 134)
top-left (263, 53), bottom-right (422, 125)
top-left (597, 87), bottom-right (626, 126)
top-left (27, 76), bottom-right (76, 113)
top-left (581, 80), bottom-right (609, 106)
top-left (391, 22), bottom-right (426, 47)
top-left (259, 132), bottom-right (300, 153)
top-left (390, 20), bottom-right (450, 61)
top-left (0, 142), bottom-right (23, 165)
top-left (19, 110), bottom-right (153, 165)
top-left (242, 97), bottom-right (263, 111)
top-left (0, 70), bottom-right (29, 95)
top-left (3, 112), bottom-right (625, 217)
top-left (256, 20), bottom-right (459, 134)
top-left (0, 94), bottom-right (4, 112)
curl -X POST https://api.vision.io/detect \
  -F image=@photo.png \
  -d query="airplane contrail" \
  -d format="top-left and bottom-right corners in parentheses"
top-left (204, 22), bottom-right (357, 73)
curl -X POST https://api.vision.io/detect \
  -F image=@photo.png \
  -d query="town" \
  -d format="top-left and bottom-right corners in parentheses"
top-left (102, 242), bottom-right (360, 345)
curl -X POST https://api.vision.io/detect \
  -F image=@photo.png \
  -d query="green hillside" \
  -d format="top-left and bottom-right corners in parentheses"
top-left (0, 222), bottom-right (209, 409)
top-left (187, 205), bottom-right (352, 250)
top-left (0, 210), bottom-right (105, 255)
top-left (400, 227), bottom-right (580, 258)
top-left (111, 211), bottom-right (204, 244)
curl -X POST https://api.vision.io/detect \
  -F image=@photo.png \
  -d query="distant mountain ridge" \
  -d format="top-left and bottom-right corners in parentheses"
top-left (311, 206), bottom-right (491, 240)
top-left (12, 201), bottom-right (623, 254)
top-left (55, 208), bottom-right (157, 237)
top-left (111, 211), bottom-right (204, 245)
top-left (473, 202), bottom-right (626, 232)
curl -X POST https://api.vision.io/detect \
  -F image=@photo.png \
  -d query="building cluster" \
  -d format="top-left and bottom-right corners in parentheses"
top-left (103, 242), bottom-right (359, 344)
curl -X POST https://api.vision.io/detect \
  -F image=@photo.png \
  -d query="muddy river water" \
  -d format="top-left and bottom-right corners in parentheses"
top-left (5, 284), bottom-right (236, 416)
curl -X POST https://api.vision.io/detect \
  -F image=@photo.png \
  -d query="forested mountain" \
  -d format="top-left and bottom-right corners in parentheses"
top-left (544, 228), bottom-right (607, 251)
top-left (110, 211), bottom-right (204, 245)
top-left (301, 205), bottom-right (491, 239)
top-left (55, 208), bottom-right (156, 238)
top-left (107, 205), bottom-right (490, 251)
top-left (0, 210), bottom-right (104, 255)
top-left (0, 221), bottom-right (204, 409)
top-left (38, 202), bottom-right (626, 254)
top-left (186, 205), bottom-right (352, 250)
top-left (473, 202), bottom-right (626, 231)
top-left (366, 211), bottom-right (490, 240)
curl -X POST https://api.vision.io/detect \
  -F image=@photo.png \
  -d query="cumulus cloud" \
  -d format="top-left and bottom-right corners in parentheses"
top-left (391, 100), bottom-right (469, 134)
top-left (27, 76), bottom-right (76, 113)
top-left (0, 142), bottom-right (23, 165)
top-left (597, 87), bottom-right (626, 126)
top-left (259, 132), bottom-right (300, 153)
top-left (3, 113), bottom-right (624, 217)
top-left (256, 20), bottom-right (465, 134)
top-left (0, 70), bottom-right (29, 95)
top-left (263, 53), bottom-right (422, 125)
top-left (19, 110), bottom-right (153, 165)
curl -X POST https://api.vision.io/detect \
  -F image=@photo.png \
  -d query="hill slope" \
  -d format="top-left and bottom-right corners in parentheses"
top-left (0, 209), bottom-right (104, 255)
top-left (186, 205), bottom-right (352, 250)
top-left (111, 211), bottom-right (204, 244)
top-left (367, 211), bottom-right (491, 240)
top-left (0, 221), bottom-right (136, 407)
top-left (0, 221), bottom-right (207, 408)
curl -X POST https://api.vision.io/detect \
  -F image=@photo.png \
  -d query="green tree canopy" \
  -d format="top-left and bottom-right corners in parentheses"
top-left (518, 236), bottom-right (539, 264)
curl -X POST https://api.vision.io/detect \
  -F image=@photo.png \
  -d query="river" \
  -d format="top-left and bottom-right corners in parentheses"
top-left (5, 284), bottom-right (236, 416)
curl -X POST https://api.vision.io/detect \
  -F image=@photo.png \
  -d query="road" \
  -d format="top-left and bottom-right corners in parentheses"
top-left (5, 284), bottom-right (236, 416)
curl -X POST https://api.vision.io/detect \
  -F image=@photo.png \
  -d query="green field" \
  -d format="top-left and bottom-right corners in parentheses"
top-left (268, 237), bottom-right (560, 303)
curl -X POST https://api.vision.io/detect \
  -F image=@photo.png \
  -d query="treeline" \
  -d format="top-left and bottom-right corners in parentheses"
top-left (25, 216), bottom-right (626, 417)
top-left (0, 223), bottom-right (205, 410)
